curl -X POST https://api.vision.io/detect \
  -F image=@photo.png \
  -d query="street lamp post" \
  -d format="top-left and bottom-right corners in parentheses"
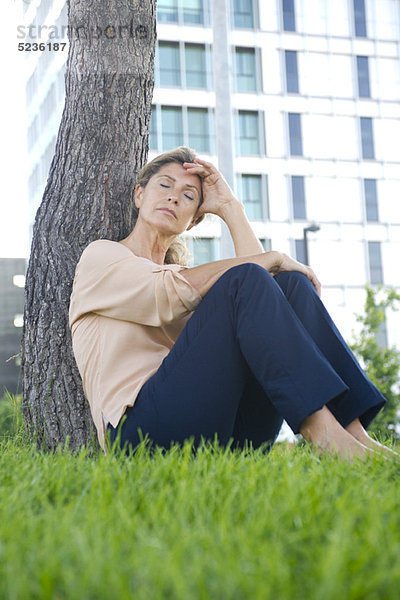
top-left (303, 223), bottom-right (320, 266)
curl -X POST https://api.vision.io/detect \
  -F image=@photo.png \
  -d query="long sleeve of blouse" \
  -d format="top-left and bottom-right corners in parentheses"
top-left (69, 239), bottom-right (202, 329)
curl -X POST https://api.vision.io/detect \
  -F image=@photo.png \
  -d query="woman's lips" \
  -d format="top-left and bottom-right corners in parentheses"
top-left (157, 208), bottom-right (177, 219)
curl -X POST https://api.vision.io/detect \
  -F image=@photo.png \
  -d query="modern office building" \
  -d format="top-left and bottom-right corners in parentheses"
top-left (23, 0), bottom-right (400, 354)
top-left (0, 259), bottom-right (26, 397)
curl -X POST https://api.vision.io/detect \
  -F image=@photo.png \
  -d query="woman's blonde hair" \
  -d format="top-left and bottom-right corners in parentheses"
top-left (135, 146), bottom-right (205, 266)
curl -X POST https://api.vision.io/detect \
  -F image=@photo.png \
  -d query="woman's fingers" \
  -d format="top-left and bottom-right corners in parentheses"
top-left (183, 159), bottom-right (216, 177)
top-left (306, 268), bottom-right (321, 296)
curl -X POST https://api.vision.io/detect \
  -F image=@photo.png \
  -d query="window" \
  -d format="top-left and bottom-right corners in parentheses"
top-left (357, 56), bottom-right (370, 98)
top-left (192, 238), bottom-right (215, 265)
top-left (288, 113), bottom-right (303, 156)
top-left (238, 111), bottom-right (262, 155)
top-left (149, 106), bottom-right (157, 150)
top-left (360, 117), bottom-right (374, 159)
top-left (161, 106), bottom-right (183, 149)
top-left (152, 106), bottom-right (214, 152)
top-left (157, 0), bottom-right (179, 23)
top-left (183, 0), bottom-right (204, 24)
top-left (295, 239), bottom-right (306, 264)
top-left (291, 175), bottom-right (306, 219)
top-left (235, 47), bottom-right (257, 92)
top-left (157, 0), bottom-right (204, 25)
top-left (353, 0), bottom-right (367, 37)
top-left (368, 241), bottom-right (383, 284)
top-left (237, 174), bottom-right (268, 220)
top-left (285, 50), bottom-right (299, 94)
top-left (364, 179), bottom-right (379, 222)
top-left (158, 42), bottom-right (181, 87)
top-left (40, 83), bottom-right (56, 124)
top-left (259, 238), bottom-right (272, 251)
top-left (233, 0), bottom-right (255, 28)
top-left (28, 116), bottom-right (39, 152)
top-left (188, 108), bottom-right (210, 152)
top-left (185, 44), bottom-right (207, 88)
top-left (376, 320), bottom-right (388, 348)
top-left (282, 0), bottom-right (295, 31)
top-left (28, 165), bottom-right (40, 198)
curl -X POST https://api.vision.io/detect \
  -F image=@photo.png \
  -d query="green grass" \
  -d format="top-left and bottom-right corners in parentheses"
top-left (0, 422), bottom-right (399, 600)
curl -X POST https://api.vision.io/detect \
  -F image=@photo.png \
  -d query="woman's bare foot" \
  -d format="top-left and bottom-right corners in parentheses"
top-left (345, 418), bottom-right (400, 460)
top-left (300, 406), bottom-right (375, 462)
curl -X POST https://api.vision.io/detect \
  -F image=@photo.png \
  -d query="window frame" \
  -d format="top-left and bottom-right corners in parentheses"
top-left (353, 0), bottom-right (367, 38)
top-left (237, 109), bottom-right (264, 156)
top-left (356, 55), bottom-right (370, 98)
top-left (150, 104), bottom-right (215, 153)
top-left (282, 0), bottom-right (296, 32)
top-left (285, 49), bottom-right (299, 94)
top-left (363, 178), bottom-right (379, 223)
top-left (288, 112), bottom-right (303, 157)
top-left (232, 0), bottom-right (258, 29)
top-left (236, 173), bottom-right (269, 221)
top-left (234, 46), bottom-right (259, 93)
top-left (367, 240), bottom-right (384, 285)
top-left (290, 175), bottom-right (307, 220)
top-left (360, 117), bottom-right (375, 160)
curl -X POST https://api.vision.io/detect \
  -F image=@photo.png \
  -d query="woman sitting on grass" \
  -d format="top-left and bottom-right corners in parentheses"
top-left (69, 146), bottom-right (398, 461)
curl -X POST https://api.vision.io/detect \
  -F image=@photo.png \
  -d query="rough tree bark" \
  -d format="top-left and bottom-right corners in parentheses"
top-left (21, 0), bottom-right (157, 453)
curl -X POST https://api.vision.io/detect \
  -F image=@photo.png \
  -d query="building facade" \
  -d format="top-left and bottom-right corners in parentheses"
top-left (0, 259), bottom-right (26, 397)
top-left (23, 0), bottom-right (400, 351)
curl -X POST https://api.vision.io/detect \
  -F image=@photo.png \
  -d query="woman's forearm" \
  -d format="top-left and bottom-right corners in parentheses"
top-left (181, 251), bottom-right (281, 297)
top-left (218, 200), bottom-right (265, 257)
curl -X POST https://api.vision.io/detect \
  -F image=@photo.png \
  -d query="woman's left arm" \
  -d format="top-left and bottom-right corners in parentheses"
top-left (218, 199), bottom-right (264, 256)
top-left (184, 158), bottom-right (264, 257)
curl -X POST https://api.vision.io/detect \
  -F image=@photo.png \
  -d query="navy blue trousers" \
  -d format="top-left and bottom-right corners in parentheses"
top-left (107, 264), bottom-right (386, 454)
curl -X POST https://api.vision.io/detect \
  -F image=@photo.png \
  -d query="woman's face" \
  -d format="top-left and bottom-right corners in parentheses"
top-left (135, 162), bottom-right (202, 235)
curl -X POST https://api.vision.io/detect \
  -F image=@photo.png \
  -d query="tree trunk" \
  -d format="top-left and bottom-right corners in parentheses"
top-left (21, 0), bottom-right (157, 453)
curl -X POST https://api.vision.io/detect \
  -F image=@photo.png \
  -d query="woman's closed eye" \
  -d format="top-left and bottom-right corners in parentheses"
top-left (160, 183), bottom-right (194, 200)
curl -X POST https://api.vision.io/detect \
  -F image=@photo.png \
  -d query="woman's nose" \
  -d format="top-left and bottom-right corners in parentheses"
top-left (167, 194), bottom-right (178, 204)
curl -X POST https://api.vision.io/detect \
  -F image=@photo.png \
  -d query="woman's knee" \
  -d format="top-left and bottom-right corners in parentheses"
top-left (221, 262), bottom-right (272, 284)
top-left (274, 270), bottom-right (314, 294)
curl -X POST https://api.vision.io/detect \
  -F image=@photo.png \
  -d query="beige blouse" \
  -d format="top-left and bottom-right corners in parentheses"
top-left (68, 240), bottom-right (203, 453)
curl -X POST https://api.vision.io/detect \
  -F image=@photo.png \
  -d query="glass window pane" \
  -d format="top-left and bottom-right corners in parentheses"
top-left (239, 174), bottom-right (264, 220)
top-left (285, 50), bottom-right (299, 93)
top-left (357, 56), bottom-right (370, 97)
top-left (233, 0), bottom-right (254, 28)
top-left (183, 0), bottom-right (204, 24)
top-left (193, 238), bottom-right (214, 265)
top-left (188, 108), bottom-right (210, 152)
top-left (236, 48), bottom-right (257, 92)
top-left (238, 111), bottom-right (261, 155)
top-left (354, 0), bottom-right (367, 37)
top-left (289, 113), bottom-right (303, 156)
top-left (360, 117), bottom-right (374, 159)
top-left (283, 0), bottom-right (296, 31)
top-left (161, 107), bottom-right (183, 150)
top-left (149, 106), bottom-right (157, 150)
top-left (157, 0), bottom-right (178, 23)
top-left (295, 239), bottom-right (306, 264)
top-left (292, 175), bottom-right (306, 219)
top-left (260, 238), bottom-right (272, 251)
top-left (364, 179), bottom-right (379, 222)
top-left (376, 320), bottom-right (388, 348)
top-left (159, 42), bottom-right (181, 87)
top-left (185, 44), bottom-right (207, 88)
top-left (368, 241), bottom-right (383, 284)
